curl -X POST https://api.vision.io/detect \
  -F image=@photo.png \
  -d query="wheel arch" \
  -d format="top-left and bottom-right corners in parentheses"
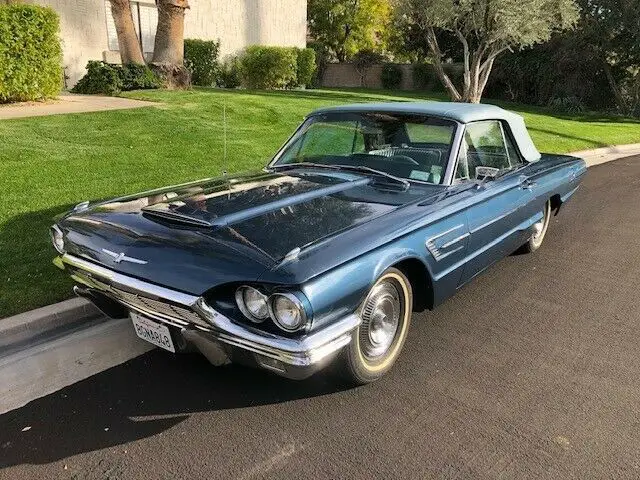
top-left (550, 193), bottom-right (562, 216)
top-left (390, 257), bottom-right (434, 312)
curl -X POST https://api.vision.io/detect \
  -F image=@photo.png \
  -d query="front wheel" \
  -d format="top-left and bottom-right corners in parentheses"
top-left (335, 267), bottom-right (413, 385)
top-left (521, 200), bottom-right (552, 253)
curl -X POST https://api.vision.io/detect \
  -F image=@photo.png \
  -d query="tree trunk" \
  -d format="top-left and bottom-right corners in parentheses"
top-left (110, 0), bottom-right (145, 65)
top-left (425, 27), bottom-right (461, 101)
top-left (602, 61), bottom-right (629, 113)
top-left (151, 0), bottom-right (190, 88)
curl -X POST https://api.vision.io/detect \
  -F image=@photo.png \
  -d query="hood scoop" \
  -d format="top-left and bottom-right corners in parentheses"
top-left (142, 204), bottom-right (216, 227)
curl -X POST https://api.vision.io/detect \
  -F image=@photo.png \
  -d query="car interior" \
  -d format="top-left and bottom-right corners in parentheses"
top-left (277, 112), bottom-right (456, 184)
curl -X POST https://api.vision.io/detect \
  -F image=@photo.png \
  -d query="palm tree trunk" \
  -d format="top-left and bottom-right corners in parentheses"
top-left (110, 0), bottom-right (145, 65)
top-left (151, 0), bottom-right (190, 87)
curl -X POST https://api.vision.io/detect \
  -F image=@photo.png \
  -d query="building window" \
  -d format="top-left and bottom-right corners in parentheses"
top-left (105, 1), bottom-right (158, 55)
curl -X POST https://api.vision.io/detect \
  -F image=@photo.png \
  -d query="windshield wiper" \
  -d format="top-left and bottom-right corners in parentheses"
top-left (269, 162), bottom-right (339, 172)
top-left (269, 162), bottom-right (410, 189)
top-left (334, 165), bottom-right (410, 188)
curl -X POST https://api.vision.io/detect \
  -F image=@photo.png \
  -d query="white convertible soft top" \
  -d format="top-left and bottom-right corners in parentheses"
top-left (312, 102), bottom-right (542, 163)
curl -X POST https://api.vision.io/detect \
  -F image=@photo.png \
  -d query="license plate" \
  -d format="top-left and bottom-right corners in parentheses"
top-left (131, 312), bottom-right (175, 353)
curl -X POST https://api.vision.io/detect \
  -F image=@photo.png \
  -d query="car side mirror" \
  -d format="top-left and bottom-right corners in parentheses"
top-left (475, 166), bottom-right (499, 181)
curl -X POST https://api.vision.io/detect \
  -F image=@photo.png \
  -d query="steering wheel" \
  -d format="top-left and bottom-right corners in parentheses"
top-left (389, 154), bottom-right (419, 166)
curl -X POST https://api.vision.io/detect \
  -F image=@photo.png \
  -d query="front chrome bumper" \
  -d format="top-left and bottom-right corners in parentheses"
top-left (55, 254), bottom-right (359, 379)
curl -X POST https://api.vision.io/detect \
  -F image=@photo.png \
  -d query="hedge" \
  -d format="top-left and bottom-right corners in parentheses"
top-left (184, 39), bottom-right (220, 87)
top-left (72, 61), bottom-right (160, 95)
top-left (218, 55), bottom-right (242, 88)
top-left (0, 4), bottom-right (62, 103)
top-left (240, 46), bottom-right (317, 89)
top-left (295, 48), bottom-right (316, 88)
top-left (381, 64), bottom-right (403, 90)
top-left (240, 46), bottom-right (297, 89)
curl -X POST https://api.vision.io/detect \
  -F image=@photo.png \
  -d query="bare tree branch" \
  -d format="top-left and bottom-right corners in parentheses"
top-left (426, 26), bottom-right (462, 101)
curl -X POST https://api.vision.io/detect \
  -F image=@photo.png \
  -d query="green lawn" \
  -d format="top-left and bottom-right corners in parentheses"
top-left (1, 87), bottom-right (639, 318)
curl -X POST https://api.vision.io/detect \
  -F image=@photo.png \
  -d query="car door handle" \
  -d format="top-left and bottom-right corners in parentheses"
top-left (520, 178), bottom-right (537, 190)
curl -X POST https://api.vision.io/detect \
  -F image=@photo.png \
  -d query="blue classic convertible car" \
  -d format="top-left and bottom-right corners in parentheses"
top-left (51, 102), bottom-right (586, 384)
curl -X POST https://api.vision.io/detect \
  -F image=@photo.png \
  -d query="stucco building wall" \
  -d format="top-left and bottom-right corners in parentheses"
top-left (27, 0), bottom-right (307, 87)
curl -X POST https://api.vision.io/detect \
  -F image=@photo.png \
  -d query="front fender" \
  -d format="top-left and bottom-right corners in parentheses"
top-left (302, 246), bottom-right (431, 331)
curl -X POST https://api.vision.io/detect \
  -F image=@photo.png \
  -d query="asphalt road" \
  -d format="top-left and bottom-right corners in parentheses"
top-left (2, 156), bottom-right (640, 480)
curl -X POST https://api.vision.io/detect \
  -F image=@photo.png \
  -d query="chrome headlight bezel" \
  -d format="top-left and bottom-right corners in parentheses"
top-left (235, 286), bottom-right (270, 323)
top-left (268, 292), bottom-right (309, 332)
top-left (50, 225), bottom-right (65, 254)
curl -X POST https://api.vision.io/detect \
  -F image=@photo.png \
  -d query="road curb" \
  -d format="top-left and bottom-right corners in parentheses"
top-left (0, 317), bottom-right (153, 414)
top-left (570, 143), bottom-right (640, 167)
top-left (0, 297), bottom-right (99, 352)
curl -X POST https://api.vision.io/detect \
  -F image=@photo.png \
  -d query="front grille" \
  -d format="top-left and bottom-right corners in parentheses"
top-left (66, 262), bottom-right (212, 330)
top-left (100, 282), bottom-right (211, 329)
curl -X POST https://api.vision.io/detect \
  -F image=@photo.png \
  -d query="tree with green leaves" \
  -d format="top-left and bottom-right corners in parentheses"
top-left (394, 0), bottom-right (579, 103)
top-left (577, 0), bottom-right (640, 115)
top-left (308, 0), bottom-right (391, 62)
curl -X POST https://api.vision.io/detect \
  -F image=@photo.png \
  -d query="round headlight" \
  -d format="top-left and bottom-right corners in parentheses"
top-left (235, 286), bottom-right (269, 322)
top-left (269, 293), bottom-right (307, 332)
top-left (50, 225), bottom-right (65, 254)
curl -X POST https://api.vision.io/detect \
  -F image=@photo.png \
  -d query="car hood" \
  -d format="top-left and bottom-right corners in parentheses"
top-left (59, 170), bottom-right (441, 294)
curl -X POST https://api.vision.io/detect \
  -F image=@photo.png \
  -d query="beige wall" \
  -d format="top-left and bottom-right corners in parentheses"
top-left (29, 0), bottom-right (307, 87)
top-left (186, 0), bottom-right (308, 60)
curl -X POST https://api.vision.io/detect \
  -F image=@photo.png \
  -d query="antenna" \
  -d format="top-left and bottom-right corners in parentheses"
top-left (223, 102), bottom-right (231, 198)
top-left (223, 101), bottom-right (227, 165)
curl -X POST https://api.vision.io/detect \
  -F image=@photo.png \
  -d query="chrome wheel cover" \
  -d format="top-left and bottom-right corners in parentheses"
top-left (359, 281), bottom-right (402, 360)
top-left (532, 203), bottom-right (551, 247)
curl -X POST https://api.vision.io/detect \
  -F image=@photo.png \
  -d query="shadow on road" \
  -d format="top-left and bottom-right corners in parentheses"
top-left (0, 351), bottom-right (351, 468)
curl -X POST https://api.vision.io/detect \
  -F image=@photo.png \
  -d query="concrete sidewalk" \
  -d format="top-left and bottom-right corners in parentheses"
top-left (0, 93), bottom-right (157, 120)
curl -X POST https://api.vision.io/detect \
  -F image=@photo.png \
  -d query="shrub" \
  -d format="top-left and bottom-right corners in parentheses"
top-left (308, 41), bottom-right (331, 88)
top-left (72, 61), bottom-right (159, 95)
top-left (412, 63), bottom-right (463, 92)
top-left (0, 4), bottom-right (62, 103)
top-left (352, 49), bottom-right (386, 87)
top-left (184, 39), bottom-right (220, 86)
top-left (548, 96), bottom-right (586, 114)
top-left (412, 63), bottom-right (437, 90)
top-left (72, 61), bottom-right (122, 95)
top-left (296, 48), bottom-right (317, 88)
top-left (381, 64), bottom-right (403, 90)
top-left (120, 63), bottom-right (161, 90)
top-left (218, 55), bottom-right (242, 88)
top-left (240, 46), bottom-right (297, 89)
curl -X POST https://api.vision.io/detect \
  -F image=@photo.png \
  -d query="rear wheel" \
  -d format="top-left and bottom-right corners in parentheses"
top-left (336, 267), bottom-right (413, 385)
top-left (522, 200), bottom-right (551, 253)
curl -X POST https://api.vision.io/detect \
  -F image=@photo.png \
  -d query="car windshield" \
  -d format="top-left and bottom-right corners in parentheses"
top-left (272, 111), bottom-right (457, 184)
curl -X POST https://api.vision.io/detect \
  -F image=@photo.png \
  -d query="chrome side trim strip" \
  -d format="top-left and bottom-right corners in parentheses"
top-left (469, 207), bottom-right (518, 234)
top-left (426, 224), bottom-right (466, 261)
top-left (434, 216), bottom-right (537, 281)
top-left (428, 223), bottom-right (465, 241)
top-left (441, 232), bottom-right (470, 249)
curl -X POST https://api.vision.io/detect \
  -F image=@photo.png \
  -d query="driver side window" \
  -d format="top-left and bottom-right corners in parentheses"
top-left (455, 121), bottom-right (522, 181)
